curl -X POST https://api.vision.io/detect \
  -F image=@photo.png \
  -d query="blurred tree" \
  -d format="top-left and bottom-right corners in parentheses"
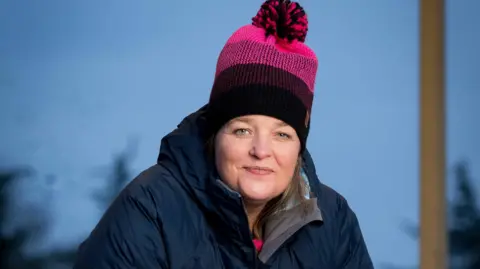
top-left (45, 139), bottom-right (139, 268)
top-left (91, 137), bottom-right (138, 212)
top-left (382, 161), bottom-right (480, 269)
top-left (0, 168), bottom-right (47, 269)
top-left (449, 162), bottom-right (480, 269)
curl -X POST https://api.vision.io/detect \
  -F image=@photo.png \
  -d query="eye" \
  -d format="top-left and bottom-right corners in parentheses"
top-left (233, 128), bottom-right (251, 136)
top-left (276, 132), bottom-right (292, 140)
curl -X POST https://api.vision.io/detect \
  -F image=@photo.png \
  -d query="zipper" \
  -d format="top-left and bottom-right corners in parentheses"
top-left (214, 178), bottom-right (264, 267)
top-left (238, 198), bottom-right (259, 268)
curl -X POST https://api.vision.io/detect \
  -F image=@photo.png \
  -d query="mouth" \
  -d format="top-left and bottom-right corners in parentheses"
top-left (244, 166), bottom-right (274, 176)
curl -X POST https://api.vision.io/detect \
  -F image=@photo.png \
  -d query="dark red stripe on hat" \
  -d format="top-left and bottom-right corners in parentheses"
top-left (210, 63), bottom-right (313, 111)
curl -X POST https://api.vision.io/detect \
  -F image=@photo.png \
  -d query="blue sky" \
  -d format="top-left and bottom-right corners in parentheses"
top-left (0, 0), bottom-right (479, 267)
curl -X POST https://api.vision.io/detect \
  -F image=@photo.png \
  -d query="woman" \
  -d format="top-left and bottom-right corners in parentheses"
top-left (74, 0), bottom-right (373, 268)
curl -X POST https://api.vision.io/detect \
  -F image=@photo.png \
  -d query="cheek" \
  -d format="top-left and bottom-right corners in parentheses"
top-left (276, 150), bottom-right (300, 181)
top-left (216, 137), bottom-right (238, 165)
top-left (214, 135), bottom-right (247, 183)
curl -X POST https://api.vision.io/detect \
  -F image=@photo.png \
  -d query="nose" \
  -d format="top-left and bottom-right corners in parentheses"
top-left (249, 135), bottom-right (272, 160)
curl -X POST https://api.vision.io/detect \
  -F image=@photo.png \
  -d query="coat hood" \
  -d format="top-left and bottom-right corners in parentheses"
top-left (157, 105), bottom-right (323, 262)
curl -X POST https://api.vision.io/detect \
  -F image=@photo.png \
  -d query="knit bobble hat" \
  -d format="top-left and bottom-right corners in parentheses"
top-left (206, 0), bottom-right (318, 152)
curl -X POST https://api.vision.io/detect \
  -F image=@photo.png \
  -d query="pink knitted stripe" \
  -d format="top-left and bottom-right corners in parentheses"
top-left (225, 25), bottom-right (316, 59)
top-left (215, 38), bottom-right (317, 93)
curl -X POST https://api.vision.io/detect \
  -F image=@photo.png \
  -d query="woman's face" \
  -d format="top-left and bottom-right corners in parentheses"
top-left (214, 115), bottom-right (301, 206)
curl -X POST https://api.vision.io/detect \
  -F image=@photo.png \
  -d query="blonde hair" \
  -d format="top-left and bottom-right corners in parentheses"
top-left (205, 135), bottom-right (308, 239)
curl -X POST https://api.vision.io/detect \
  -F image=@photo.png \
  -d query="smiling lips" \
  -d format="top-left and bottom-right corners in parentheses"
top-left (244, 166), bottom-right (274, 176)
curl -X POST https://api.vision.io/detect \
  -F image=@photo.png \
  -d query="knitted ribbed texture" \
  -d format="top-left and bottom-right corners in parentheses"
top-left (206, 0), bottom-right (318, 151)
top-left (213, 25), bottom-right (317, 94)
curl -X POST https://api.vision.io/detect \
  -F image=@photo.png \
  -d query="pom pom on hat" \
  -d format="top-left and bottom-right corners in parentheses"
top-left (252, 0), bottom-right (308, 43)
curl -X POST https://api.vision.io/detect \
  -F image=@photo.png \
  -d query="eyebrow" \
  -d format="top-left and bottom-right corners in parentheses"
top-left (230, 117), bottom-right (288, 127)
top-left (231, 117), bottom-right (251, 124)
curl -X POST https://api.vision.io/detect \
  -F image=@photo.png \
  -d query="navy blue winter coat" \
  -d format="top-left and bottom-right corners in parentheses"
top-left (73, 106), bottom-right (374, 269)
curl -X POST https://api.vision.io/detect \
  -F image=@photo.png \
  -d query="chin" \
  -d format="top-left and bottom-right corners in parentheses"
top-left (238, 179), bottom-right (278, 204)
top-left (241, 192), bottom-right (273, 204)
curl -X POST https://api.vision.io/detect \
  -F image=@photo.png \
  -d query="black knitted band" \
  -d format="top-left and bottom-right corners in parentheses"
top-left (206, 84), bottom-right (310, 152)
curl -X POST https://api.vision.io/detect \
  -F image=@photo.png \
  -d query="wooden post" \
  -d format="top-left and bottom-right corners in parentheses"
top-left (419, 0), bottom-right (447, 268)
